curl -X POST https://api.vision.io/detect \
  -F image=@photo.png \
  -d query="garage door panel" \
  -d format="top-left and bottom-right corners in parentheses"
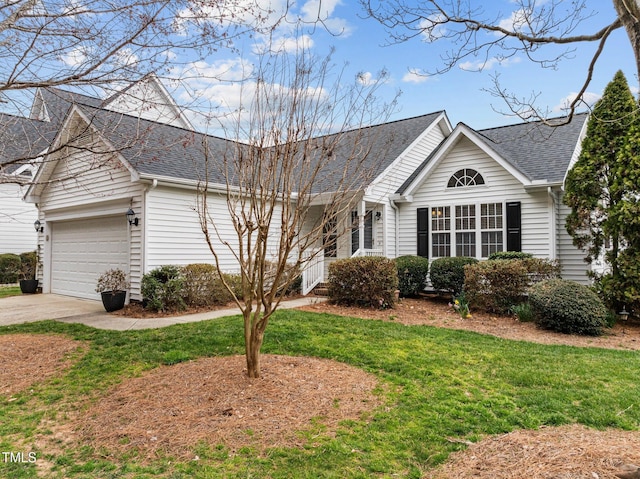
top-left (51, 217), bottom-right (129, 300)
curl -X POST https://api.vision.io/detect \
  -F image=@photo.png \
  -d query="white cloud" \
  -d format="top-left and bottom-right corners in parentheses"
top-left (356, 70), bottom-right (390, 86)
top-left (402, 70), bottom-right (431, 84)
top-left (60, 47), bottom-right (87, 67)
top-left (298, 0), bottom-right (351, 36)
top-left (253, 34), bottom-right (315, 55)
top-left (419, 14), bottom-right (447, 42)
top-left (458, 56), bottom-right (521, 72)
top-left (553, 91), bottom-right (601, 112)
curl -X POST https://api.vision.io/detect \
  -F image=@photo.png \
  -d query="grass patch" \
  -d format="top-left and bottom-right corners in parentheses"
top-left (0, 310), bottom-right (639, 478)
top-left (0, 285), bottom-right (21, 298)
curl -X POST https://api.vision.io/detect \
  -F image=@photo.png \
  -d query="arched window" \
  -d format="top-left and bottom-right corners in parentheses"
top-left (447, 168), bottom-right (485, 188)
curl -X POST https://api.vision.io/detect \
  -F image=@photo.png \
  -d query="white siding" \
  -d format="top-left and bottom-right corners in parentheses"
top-left (398, 137), bottom-right (552, 259)
top-left (145, 186), bottom-right (285, 274)
top-left (39, 147), bottom-right (144, 298)
top-left (0, 183), bottom-right (38, 254)
top-left (557, 194), bottom-right (591, 284)
top-left (368, 123), bottom-right (447, 201)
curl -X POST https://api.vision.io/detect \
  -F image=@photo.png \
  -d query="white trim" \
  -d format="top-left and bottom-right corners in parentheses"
top-left (401, 123), bottom-right (533, 196)
top-left (367, 112), bottom-right (453, 191)
top-left (562, 113), bottom-right (590, 188)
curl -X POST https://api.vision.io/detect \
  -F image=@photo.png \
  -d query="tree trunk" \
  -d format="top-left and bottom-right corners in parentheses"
top-left (245, 328), bottom-right (265, 378)
top-left (613, 0), bottom-right (640, 83)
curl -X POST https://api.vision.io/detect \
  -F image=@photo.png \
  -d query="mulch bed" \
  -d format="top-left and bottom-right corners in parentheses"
top-left (77, 354), bottom-right (382, 460)
top-left (0, 334), bottom-right (84, 398)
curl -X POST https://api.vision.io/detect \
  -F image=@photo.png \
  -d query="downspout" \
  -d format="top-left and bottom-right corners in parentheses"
top-left (548, 187), bottom-right (557, 260)
top-left (142, 179), bottom-right (158, 277)
top-left (390, 198), bottom-right (399, 258)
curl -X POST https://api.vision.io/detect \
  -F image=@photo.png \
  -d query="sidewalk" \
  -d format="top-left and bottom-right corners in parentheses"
top-left (0, 294), bottom-right (325, 331)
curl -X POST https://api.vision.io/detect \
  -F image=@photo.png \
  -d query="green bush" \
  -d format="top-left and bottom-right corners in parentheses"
top-left (141, 265), bottom-right (186, 312)
top-left (529, 279), bottom-right (608, 336)
top-left (464, 258), bottom-right (561, 314)
top-left (0, 253), bottom-right (21, 284)
top-left (182, 263), bottom-right (235, 307)
top-left (488, 251), bottom-right (534, 261)
top-left (328, 256), bottom-right (398, 309)
top-left (396, 255), bottom-right (430, 297)
top-left (429, 257), bottom-right (478, 295)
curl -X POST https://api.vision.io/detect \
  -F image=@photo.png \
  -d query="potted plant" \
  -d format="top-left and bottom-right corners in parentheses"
top-left (96, 268), bottom-right (130, 312)
top-left (19, 251), bottom-right (39, 294)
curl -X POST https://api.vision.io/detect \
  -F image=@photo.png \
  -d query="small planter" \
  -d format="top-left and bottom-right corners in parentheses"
top-left (19, 279), bottom-right (39, 294)
top-left (101, 291), bottom-right (127, 312)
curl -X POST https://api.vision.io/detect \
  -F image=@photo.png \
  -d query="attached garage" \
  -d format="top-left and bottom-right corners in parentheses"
top-left (50, 216), bottom-right (129, 300)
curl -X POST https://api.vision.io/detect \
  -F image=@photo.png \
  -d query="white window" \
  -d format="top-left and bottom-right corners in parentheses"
top-left (447, 169), bottom-right (485, 188)
top-left (430, 202), bottom-right (504, 259)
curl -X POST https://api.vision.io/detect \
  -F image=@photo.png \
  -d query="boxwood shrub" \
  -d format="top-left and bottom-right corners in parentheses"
top-left (429, 256), bottom-right (478, 295)
top-left (488, 251), bottom-right (534, 261)
top-left (395, 255), bottom-right (429, 297)
top-left (141, 265), bottom-right (186, 312)
top-left (328, 256), bottom-right (398, 309)
top-left (181, 263), bottom-right (237, 307)
top-left (529, 279), bottom-right (608, 336)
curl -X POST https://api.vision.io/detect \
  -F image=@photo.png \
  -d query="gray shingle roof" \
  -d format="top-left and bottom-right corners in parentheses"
top-left (477, 113), bottom-right (588, 183)
top-left (396, 113), bottom-right (588, 194)
top-left (0, 114), bottom-right (57, 173)
top-left (76, 105), bottom-right (445, 193)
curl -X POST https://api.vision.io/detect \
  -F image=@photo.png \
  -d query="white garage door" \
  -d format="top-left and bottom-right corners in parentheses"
top-left (51, 216), bottom-right (129, 299)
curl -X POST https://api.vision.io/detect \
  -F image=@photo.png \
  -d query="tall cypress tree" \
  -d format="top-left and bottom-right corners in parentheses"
top-left (564, 70), bottom-right (637, 283)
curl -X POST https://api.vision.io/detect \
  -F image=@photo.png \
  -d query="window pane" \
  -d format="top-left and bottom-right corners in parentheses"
top-left (455, 204), bottom-right (476, 230)
top-left (432, 206), bottom-right (451, 231)
top-left (432, 233), bottom-right (451, 257)
top-left (481, 231), bottom-right (503, 257)
top-left (481, 202), bottom-right (502, 231)
top-left (456, 232), bottom-right (476, 257)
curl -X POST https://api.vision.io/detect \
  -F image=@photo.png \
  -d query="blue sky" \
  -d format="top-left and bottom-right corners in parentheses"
top-left (165, 0), bottom-right (637, 132)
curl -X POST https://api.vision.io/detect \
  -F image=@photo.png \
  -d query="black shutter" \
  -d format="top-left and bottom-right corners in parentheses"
top-left (417, 208), bottom-right (429, 258)
top-left (351, 211), bottom-right (359, 255)
top-left (506, 201), bottom-right (521, 252)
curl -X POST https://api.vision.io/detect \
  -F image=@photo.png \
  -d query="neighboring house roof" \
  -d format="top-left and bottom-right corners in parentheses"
top-left (397, 113), bottom-right (589, 194)
top-left (0, 113), bottom-right (57, 175)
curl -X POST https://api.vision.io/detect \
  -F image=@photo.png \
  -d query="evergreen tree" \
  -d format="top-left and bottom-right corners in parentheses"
top-left (564, 70), bottom-right (638, 310)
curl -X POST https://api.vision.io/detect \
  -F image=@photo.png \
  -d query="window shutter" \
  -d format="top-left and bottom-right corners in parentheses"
top-left (417, 208), bottom-right (429, 258)
top-left (506, 201), bottom-right (521, 252)
top-left (351, 211), bottom-right (359, 255)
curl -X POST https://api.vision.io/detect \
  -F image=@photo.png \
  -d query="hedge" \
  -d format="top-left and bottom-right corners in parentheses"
top-left (429, 256), bottom-right (478, 295)
top-left (396, 255), bottom-right (429, 297)
top-left (328, 256), bottom-right (398, 309)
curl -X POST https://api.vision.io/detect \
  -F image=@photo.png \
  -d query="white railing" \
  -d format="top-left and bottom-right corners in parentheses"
top-left (301, 248), bottom-right (324, 295)
top-left (351, 248), bottom-right (384, 257)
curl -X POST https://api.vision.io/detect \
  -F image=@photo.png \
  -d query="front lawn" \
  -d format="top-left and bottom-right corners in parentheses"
top-left (1, 310), bottom-right (639, 478)
top-left (0, 285), bottom-right (21, 298)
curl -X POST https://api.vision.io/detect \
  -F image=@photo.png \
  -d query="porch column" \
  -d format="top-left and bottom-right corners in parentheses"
top-left (358, 199), bottom-right (366, 252)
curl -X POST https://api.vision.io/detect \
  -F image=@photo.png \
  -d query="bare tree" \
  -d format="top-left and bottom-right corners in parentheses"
top-left (197, 47), bottom-right (396, 378)
top-left (0, 0), bottom-right (287, 182)
top-left (361, 0), bottom-right (640, 123)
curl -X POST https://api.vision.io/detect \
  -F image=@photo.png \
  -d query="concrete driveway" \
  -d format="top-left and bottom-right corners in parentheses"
top-left (0, 293), bottom-right (322, 331)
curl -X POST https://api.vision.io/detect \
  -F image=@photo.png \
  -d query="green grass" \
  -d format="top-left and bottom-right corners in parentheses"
top-left (1, 310), bottom-right (639, 478)
top-left (0, 285), bottom-right (21, 298)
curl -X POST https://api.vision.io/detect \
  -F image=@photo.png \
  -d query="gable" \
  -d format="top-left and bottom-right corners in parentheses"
top-left (103, 74), bottom-right (193, 130)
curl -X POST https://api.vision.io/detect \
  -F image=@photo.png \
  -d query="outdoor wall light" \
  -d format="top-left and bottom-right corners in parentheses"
top-left (34, 219), bottom-right (44, 233)
top-left (375, 211), bottom-right (382, 221)
top-left (126, 208), bottom-right (139, 226)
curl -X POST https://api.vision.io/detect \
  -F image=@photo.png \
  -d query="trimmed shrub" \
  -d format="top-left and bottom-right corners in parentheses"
top-left (141, 265), bottom-right (186, 312)
top-left (0, 253), bottom-right (21, 284)
top-left (488, 251), bottom-right (534, 261)
top-left (429, 256), bottom-right (478, 295)
top-left (328, 256), bottom-right (398, 309)
top-left (182, 263), bottom-right (237, 307)
top-left (529, 279), bottom-right (608, 336)
top-left (464, 258), bottom-right (561, 314)
top-left (464, 260), bottom-right (530, 314)
top-left (396, 255), bottom-right (430, 297)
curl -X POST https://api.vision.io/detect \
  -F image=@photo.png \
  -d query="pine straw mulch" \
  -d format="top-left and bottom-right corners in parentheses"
top-left (298, 296), bottom-right (640, 351)
top-left (76, 354), bottom-right (383, 460)
top-left (0, 334), bottom-right (85, 398)
top-left (425, 425), bottom-right (640, 479)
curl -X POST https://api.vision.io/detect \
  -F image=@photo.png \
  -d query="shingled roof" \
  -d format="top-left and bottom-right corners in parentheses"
top-left (73, 105), bottom-right (445, 193)
top-left (477, 113), bottom-right (588, 183)
top-left (396, 113), bottom-right (588, 194)
top-left (0, 113), bottom-right (57, 174)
